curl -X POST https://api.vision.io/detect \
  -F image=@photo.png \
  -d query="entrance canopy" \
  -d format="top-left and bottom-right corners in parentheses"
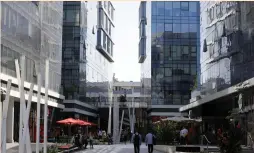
top-left (179, 78), bottom-right (254, 112)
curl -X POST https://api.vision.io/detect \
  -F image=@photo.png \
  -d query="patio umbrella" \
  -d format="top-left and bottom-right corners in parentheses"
top-left (76, 119), bottom-right (91, 126)
top-left (89, 122), bottom-right (97, 126)
top-left (57, 118), bottom-right (79, 125)
top-left (56, 118), bottom-right (79, 143)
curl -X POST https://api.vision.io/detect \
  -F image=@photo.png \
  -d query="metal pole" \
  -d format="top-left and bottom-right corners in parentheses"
top-left (107, 97), bottom-right (112, 134)
top-left (1, 80), bottom-right (12, 153)
top-left (119, 110), bottom-right (124, 143)
top-left (132, 87), bottom-right (135, 132)
top-left (43, 59), bottom-right (49, 153)
top-left (21, 84), bottom-right (34, 153)
top-left (0, 1), bottom-right (2, 148)
top-left (128, 105), bottom-right (132, 132)
top-left (37, 1), bottom-right (43, 151)
top-left (16, 56), bottom-right (26, 153)
top-left (35, 63), bottom-right (42, 153)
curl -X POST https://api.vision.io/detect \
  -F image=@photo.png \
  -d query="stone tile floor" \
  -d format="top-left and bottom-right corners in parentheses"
top-left (74, 144), bottom-right (163, 153)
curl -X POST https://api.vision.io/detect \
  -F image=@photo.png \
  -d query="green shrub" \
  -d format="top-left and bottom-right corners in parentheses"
top-left (40, 145), bottom-right (59, 153)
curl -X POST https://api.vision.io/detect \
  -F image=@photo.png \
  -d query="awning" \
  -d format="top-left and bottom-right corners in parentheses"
top-left (179, 77), bottom-right (254, 112)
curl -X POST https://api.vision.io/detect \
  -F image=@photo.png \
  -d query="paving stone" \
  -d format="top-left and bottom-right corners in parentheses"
top-left (74, 144), bottom-right (164, 153)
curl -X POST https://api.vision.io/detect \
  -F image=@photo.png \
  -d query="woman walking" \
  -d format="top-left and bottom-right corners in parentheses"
top-left (89, 132), bottom-right (94, 149)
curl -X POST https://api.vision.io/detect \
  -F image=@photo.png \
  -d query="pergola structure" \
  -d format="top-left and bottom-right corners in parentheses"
top-left (0, 56), bottom-right (50, 153)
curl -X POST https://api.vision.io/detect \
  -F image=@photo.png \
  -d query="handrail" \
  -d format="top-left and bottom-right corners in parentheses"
top-left (202, 135), bottom-right (211, 153)
top-left (202, 135), bottom-right (211, 144)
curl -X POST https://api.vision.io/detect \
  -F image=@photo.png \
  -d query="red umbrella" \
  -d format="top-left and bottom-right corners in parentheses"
top-left (89, 122), bottom-right (97, 126)
top-left (57, 118), bottom-right (79, 125)
top-left (76, 119), bottom-right (90, 126)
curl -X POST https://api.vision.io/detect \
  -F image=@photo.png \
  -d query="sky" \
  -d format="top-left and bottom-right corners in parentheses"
top-left (112, 2), bottom-right (141, 82)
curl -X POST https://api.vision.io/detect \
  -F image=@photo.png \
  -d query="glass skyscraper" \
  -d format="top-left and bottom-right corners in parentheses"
top-left (62, 2), bottom-right (114, 123)
top-left (139, 1), bottom-right (200, 121)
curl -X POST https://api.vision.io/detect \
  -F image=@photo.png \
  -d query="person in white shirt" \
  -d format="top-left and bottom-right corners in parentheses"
top-left (145, 131), bottom-right (156, 153)
top-left (98, 129), bottom-right (102, 139)
top-left (180, 127), bottom-right (188, 145)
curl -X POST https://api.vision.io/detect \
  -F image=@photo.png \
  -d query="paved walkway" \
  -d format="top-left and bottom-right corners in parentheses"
top-left (74, 144), bottom-right (164, 153)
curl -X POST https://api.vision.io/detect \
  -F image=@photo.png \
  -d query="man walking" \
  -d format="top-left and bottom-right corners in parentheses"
top-left (180, 126), bottom-right (188, 145)
top-left (145, 131), bottom-right (156, 153)
top-left (132, 131), bottom-right (142, 153)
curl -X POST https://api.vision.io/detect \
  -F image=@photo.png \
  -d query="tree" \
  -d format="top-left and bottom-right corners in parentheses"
top-left (119, 95), bottom-right (127, 102)
top-left (226, 108), bottom-right (254, 150)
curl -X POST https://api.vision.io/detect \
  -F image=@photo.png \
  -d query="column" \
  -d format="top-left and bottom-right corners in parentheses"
top-left (85, 116), bottom-right (88, 135)
top-left (0, 100), bottom-right (2, 147)
top-left (97, 117), bottom-right (100, 129)
top-left (6, 98), bottom-right (14, 143)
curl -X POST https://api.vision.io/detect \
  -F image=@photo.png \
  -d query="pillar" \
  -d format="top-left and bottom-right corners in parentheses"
top-left (97, 117), bottom-right (100, 129)
top-left (85, 116), bottom-right (88, 135)
top-left (6, 98), bottom-right (14, 143)
top-left (0, 100), bottom-right (2, 146)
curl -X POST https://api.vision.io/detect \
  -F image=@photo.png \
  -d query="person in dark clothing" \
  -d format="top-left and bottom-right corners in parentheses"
top-left (146, 131), bottom-right (156, 153)
top-left (131, 131), bottom-right (142, 153)
top-left (82, 134), bottom-right (88, 149)
top-left (108, 134), bottom-right (113, 145)
top-left (123, 130), bottom-right (128, 144)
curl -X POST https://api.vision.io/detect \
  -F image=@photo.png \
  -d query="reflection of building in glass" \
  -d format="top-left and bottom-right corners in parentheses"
top-left (180, 2), bottom-right (254, 146)
top-left (0, 2), bottom-right (64, 143)
top-left (139, 1), bottom-right (200, 122)
top-left (61, 2), bottom-right (114, 126)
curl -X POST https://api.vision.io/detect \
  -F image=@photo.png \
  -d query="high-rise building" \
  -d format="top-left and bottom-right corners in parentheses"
top-left (0, 2), bottom-right (64, 142)
top-left (61, 2), bottom-right (114, 126)
top-left (180, 2), bottom-right (254, 146)
top-left (139, 1), bottom-right (200, 123)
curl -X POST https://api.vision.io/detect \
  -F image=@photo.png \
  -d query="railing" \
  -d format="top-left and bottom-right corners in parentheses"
top-left (247, 132), bottom-right (254, 150)
top-left (202, 135), bottom-right (211, 153)
top-left (97, 101), bottom-right (148, 108)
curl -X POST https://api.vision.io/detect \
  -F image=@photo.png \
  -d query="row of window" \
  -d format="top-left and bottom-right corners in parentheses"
top-left (151, 98), bottom-right (190, 105)
top-left (100, 9), bottom-right (113, 37)
top-left (98, 29), bottom-right (113, 56)
top-left (152, 23), bottom-right (199, 35)
top-left (1, 45), bottom-right (61, 92)
top-left (1, 3), bottom-right (41, 51)
top-left (152, 66), bottom-right (196, 76)
top-left (152, 1), bottom-right (199, 17)
top-left (102, 1), bottom-right (114, 20)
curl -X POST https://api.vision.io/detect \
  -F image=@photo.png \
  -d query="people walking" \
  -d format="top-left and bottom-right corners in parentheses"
top-left (131, 131), bottom-right (142, 153)
top-left (89, 132), bottom-right (94, 149)
top-left (98, 129), bottom-right (102, 139)
top-left (124, 130), bottom-right (128, 144)
top-left (108, 133), bottom-right (113, 145)
top-left (145, 131), bottom-right (156, 153)
top-left (180, 127), bottom-right (188, 145)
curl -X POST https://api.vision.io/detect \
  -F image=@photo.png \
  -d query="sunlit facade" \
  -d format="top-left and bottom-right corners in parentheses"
top-left (139, 1), bottom-right (200, 120)
top-left (0, 1), bottom-right (64, 143)
top-left (180, 2), bottom-right (254, 146)
top-left (61, 2), bottom-right (114, 123)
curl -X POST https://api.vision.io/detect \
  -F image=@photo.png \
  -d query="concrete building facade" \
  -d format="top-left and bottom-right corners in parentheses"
top-left (0, 1), bottom-right (64, 143)
top-left (180, 2), bottom-right (254, 146)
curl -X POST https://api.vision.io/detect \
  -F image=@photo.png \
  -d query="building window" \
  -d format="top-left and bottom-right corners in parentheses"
top-left (180, 2), bottom-right (189, 11)
top-left (157, 2), bottom-right (165, 16)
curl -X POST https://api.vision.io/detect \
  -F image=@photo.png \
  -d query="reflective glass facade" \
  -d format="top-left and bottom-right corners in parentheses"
top-left (62, 2), bottom-right (114, 110)
top-left (200, 2), bottom-right (254, 95)
top-left (1, 2), bottom-right (63, 92)
top-left (139, 1), bottom-right (200, 116)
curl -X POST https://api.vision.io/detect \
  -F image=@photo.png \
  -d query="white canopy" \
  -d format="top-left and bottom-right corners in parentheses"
top-left (161, 116), bottom-right (202, 122)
